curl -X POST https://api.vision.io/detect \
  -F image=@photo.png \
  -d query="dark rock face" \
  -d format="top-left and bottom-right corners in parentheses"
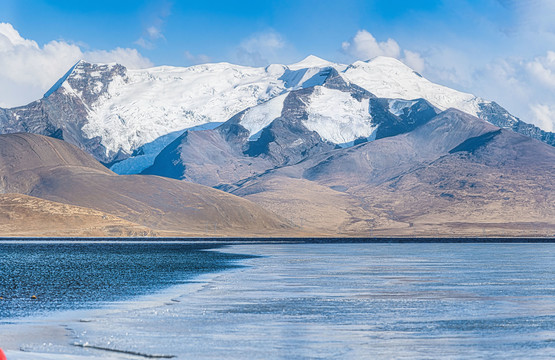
top-left (0, 62), bottom-right (128, 165)
top-left (372, 99), bottom-right (435, 139)
top-left (64, 62), bottom-right (127, 106)
top-left (322, 68), bottom-right (374, 101)
top-left (478, 102), bottom-right (555, 146)
top-left (449, 129), bottom-right (502, 154)
top-left (244, 116), bottom-right (337, 166)
top-left (244, 88), bottom-right (337, 166)
top-left (396, 99), bottom-right (439, 131)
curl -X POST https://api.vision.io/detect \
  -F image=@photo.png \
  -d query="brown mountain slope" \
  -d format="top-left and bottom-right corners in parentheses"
top-left (0, 194), bottom-right (153, 237)
top-left (0, 133), bottom-right (291, 236)
top-left (231, 110), bottom-right (555, 237)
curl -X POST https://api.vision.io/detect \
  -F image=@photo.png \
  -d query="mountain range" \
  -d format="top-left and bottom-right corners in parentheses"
top-left (0, 56), bottom-right (553, 237)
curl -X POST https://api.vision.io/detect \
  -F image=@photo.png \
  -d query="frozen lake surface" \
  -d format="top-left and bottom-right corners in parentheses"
top-left (1, 242), bottom-right (554, 359)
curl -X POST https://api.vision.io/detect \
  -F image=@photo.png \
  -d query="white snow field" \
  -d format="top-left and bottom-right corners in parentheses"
top-left (239, 93), bottom-right (287, 141)
top-left (342, 56), bottom-right (486, 115)
top-left (304, 86), bottom-right (377, 146)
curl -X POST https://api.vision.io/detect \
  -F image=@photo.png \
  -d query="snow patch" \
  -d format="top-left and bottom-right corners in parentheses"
top-left (240, 94), bottom-right (287, 140)
top-left (287, 55), bottom-right (334, 70)
top-left (304, 87), bottom-right (377, 145)
top-left (388, 99), bottom-right (418, 116)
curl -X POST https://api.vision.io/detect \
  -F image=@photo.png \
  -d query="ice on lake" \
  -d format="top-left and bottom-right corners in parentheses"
top-left (2, 243), bottom-right (555, 359)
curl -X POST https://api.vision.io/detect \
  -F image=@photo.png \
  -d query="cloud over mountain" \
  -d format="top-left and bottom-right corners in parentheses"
top-left (339, 28), bottom-right (555, 133)
top-left (0, 22), bottom-right (152, 108)
top-left (341, 30), bottom-right (425, 72)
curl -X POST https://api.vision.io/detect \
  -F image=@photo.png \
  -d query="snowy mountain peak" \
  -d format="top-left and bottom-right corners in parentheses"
top-left (43, 60), bottom-right (82, 98)
top-left (347, 56), bottom-right (423, 82)
top-left (288, 55), bottom-right (337, 70)
top-left (366, 56), bottom-right (413, 69)
top-left (343, 56), bottom-right (482, 115)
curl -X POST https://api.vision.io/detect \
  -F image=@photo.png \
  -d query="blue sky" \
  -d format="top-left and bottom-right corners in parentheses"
top-left (0, 0), bottom-right (520, 66)
top-left (0, 0), bottom-right (554, 131)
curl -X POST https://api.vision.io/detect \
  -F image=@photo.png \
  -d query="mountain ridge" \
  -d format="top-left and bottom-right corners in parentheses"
top-left (0, 56), bottom-right (552, 172)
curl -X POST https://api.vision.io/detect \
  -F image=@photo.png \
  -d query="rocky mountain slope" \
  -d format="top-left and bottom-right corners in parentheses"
top-left (0, 194), bottom-right (153, 237)
top-left (139, 86), bottom-right (555, 237)
top-left (142, 73), bottom-right (440, 187)
top-left (0, 56), bottom-right (552, 175)
top-left (226, 110), bottom-right (555, 236)
top-left (0, 133), bottom-right (291, 236)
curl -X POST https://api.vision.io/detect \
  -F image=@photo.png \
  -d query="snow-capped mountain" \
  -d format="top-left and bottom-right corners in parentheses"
top-left (342, 57), bottom-right (554, 145)
top-left (236, 69), bottom-right (439, 147)
top-left (0, 55), bottom-right (552, 171)
top-left (140, 76), bottom-right (439, 186)
top-left (342, 57), bottom-right (482, 115)
top-left (0, 55), bottom-right (553, 237)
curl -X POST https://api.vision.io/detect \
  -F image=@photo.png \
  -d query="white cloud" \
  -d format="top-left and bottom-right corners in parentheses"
top-left (341, 30), bottom-right (400, 60)
top-left (402, 50), bottom-right (425, 73)
top-left (184, 51), bottom-right (211, 65)
top-left (135, 1), bottom-right (171, 49)
top-left (146, 26), bottom-right (163, 40)
top-left (525, 51), bottom-right (555, 89)
top-left (134, 37), bottom-right (154, 50)
top-left (0, 23), bottom-right (152, 108)
top-left (135, 26), bottom-right (165, 49)
top-left (233, 31), bottom-right (287, 67)
top-left (0, 22), bottom-right (37, 49)
top-left (471, 52), bottom-right (555, 132)
top-left (530, 103), bottom-right (555, 132)
top-left (341, 30), bottom-right (425, 73)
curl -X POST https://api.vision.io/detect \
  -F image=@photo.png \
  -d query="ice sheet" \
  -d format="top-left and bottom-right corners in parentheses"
top-left (3, 243), bottom-right (555, 359)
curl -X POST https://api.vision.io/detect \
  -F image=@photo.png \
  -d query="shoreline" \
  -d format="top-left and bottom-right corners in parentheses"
top-left (0, 245), bottom-right (250, 359)
top-left (0, 237), bottom-right (554, 243)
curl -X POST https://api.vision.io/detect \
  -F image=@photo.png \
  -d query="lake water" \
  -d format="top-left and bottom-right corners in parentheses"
top-left (1, 241), bottom-right (554, 359)
top-left (0, 241), bottom-right (253, 320)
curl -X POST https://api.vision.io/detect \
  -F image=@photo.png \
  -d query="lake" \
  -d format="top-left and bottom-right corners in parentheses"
top-left (0, 241), bottom-right (252, 320)
top-left (1, 241), bottom-right (554, 359)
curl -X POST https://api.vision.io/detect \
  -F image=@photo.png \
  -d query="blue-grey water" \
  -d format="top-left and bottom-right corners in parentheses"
top-left (2, 242), bottom-right (555, 359)
top-left (0, 241), bottom-right (252, 320)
